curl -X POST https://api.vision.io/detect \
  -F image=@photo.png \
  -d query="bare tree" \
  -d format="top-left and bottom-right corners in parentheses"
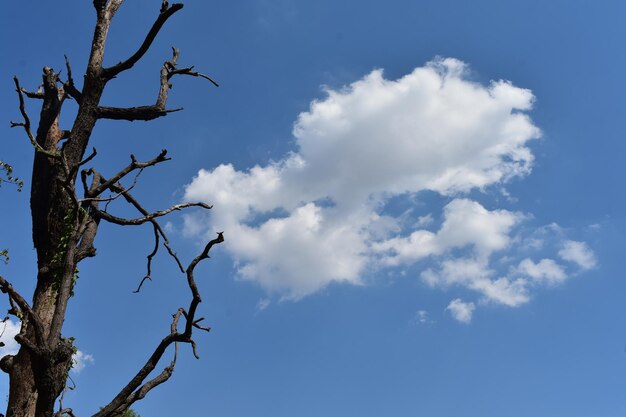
top-left (0, 2), bottom-right (222, 417)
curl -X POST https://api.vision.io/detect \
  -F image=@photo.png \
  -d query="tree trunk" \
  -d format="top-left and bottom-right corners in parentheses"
top-left (6, 41), bottom-right (106, 417)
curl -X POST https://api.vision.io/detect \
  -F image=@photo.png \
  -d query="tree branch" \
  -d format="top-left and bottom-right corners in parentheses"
top-left (87, 150), bottom-right (170, 197)
top-left (104, 183), bottom-right (186, 285)
top-left (93, 231), bottom-right (223, 417)
top-left (63, 55), bottom-right (82, 103)
top-left (168, 65), bottom-right (219, 87)
top-left (21, 86), bottom-right (45, 99)
top-left (94, 202), bottom-right (212, 226)
top-left (96, 47), bottom-right (217, 122)
top-left (94, 105), bottom-right (181, 121)
top-left (10, 77), bottom-right (60, 158)
top-left (102, 1), bottom-right (184, 79)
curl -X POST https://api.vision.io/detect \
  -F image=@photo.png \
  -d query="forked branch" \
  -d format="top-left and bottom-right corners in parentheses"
top-left (103, 1), bottom-right (184, 79)
top-left (10, 77), bottom-right (60, 158)
top-left (94, 202), bottom-right (212, 226)
top-left (92, 233), bottom-right (224, 417)
top-left (96, 47), bottom-right (217, 122)
top-left (63, 55), bottom-right (83, 103)
top-left (87, 150), bottom-right (170, 197)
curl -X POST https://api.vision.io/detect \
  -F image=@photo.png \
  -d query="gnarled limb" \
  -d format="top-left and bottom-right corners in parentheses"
top-left (102, 1), bottom-right (184, 79)
top-left (80, 160), bottom-right (187, 285)
top-left (21, 87), bottom-right (45, 100)
top-left (103, 182), bottom-right (187, 286)
top-left (86, 150), bottom-right (170, 198)
top-left (94, 202), bottom-right (211, 226)
top-left (93, 233), bottom-right (223, 417)
top-left (96, 47), bottom-right (217, 122)
top-left (94, 106), bottom-right (181, 121)
top-left (10, 77), bottom-right (60, 158)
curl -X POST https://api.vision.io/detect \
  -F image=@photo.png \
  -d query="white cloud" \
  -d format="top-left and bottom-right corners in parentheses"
top-left (558, 240), bottom-right (597, 270)
top-left (415, 310), bottom-right (431, 324)
top-left (374, 199), bottom-right (522, 267)
top-left (183, 57), bottom-right (593, 315)
top-left (184, 58), bottom-right (540, 300)
top-left (415, 214), bottom-right (434, 228)
top-left (71, 350), bottom-right (95, 374)
top-left (446, 299), bottom-right (475, 323)
top-left (471, 276), bottom-right (530, 307)
top-left (422, 257), bottom-right (530, 307)
top-left (517, 258), bottom-right (566, 284)
top-left (0, 319), bottom-right (20, 357)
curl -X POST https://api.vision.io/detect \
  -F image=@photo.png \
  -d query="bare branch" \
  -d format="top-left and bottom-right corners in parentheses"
top-left (168, 65), bottom-right (219, 87)
top-left (21, 86), bottom-right (45, 99)
top-left (94, 105), bottom-right (181, 121)
top-left (11, 77), bottom-right (60, 158)
top-left (192, 317), bottom-right (211, 332)
top-left (93, 230), bottom-right (224, 417)
top-left (133, 222), bottom-right (158, 293)
top-left (92, 317), bottom-right (180, 417)
top-left (122, 342), bottom-right (178, 408)
top-left (110, 186), bottom-right (187, 279)
top-left (88, 150), bottom-right (170, 197)
top-left (91, 176), bottom-right (186, 284)
top-left (55, 409), bottom-right (76, 417)
top-left (102, 2), bottom-right (184, 79)
top-left (94, 202), bottom-right (211, 226)
top-left (183, 232), bottom-right (224, 337)
top-left (132, 276), bottom-right (152, 294)
top-left (63, 55), bottom-right (82, 103)
top-left (96, 47), bottom-right (216, 122)
top-left (79, 147), bottom-right (98, 168)
top-left (56, 374), bottom-right (76, 417)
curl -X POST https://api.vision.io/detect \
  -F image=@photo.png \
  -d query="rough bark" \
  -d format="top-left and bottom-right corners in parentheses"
top-left (3, 2), bottom-right (221, 417)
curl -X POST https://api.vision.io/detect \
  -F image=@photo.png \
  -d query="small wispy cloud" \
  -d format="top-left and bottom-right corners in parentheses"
top-left (415, 310), bottom-right (434, 325)
top-left (71, 350), bottom-right (95, 374)
top-left (559, 240), bottom-right (597, 270)
top-left (446, 299), bottom-right (475, 324)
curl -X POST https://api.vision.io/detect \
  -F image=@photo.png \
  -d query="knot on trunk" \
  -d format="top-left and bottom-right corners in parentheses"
top-left (0, 354), bottom-right (15, 373)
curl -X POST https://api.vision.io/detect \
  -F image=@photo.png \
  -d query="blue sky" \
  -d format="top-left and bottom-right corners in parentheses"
top-left (1, 1), bottom-right (626, 416)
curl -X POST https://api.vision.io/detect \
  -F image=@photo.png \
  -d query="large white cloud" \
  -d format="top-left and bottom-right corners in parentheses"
top-left (184, 58), bottom-right (593, 310)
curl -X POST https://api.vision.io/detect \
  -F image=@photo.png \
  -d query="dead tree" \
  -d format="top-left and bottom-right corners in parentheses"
top-left (0, 2), bottom-right (222, 417)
